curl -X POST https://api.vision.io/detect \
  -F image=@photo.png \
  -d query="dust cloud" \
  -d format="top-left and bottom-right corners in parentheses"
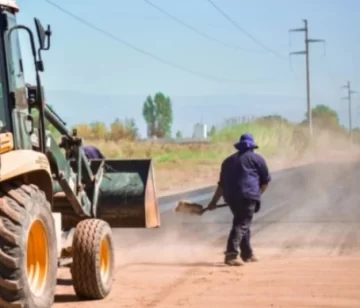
top-left (113, 129), bottom-right (360, 265)
top-left (113, 209), bottom-right (225, 266)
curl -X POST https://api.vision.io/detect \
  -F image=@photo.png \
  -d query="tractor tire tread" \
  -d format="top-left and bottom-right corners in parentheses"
top-left (0, 181), bottom-right (57, 308)
top-left (71, 219), bottom-right (114, 300)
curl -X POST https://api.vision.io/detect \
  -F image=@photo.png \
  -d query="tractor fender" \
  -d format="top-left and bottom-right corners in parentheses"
top-left (0, 150), bottom-right (53, 205)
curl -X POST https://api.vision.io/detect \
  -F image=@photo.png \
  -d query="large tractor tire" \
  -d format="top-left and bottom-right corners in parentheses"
top-left (0, 181), bottom-right (57, 308)
top-left (71, 219), bottom-right (114, 300)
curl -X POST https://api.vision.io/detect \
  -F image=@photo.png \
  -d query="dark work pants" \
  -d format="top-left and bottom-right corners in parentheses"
top-left (225, 198), bottom-right (256, 259)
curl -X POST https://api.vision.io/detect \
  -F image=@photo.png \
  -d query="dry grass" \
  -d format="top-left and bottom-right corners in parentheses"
top-left (86, 140), bottom-right (223, 192)
top-left (85, 126), bottom-right (359, 193)
top-left (90, 139), bottom-right (228, 162)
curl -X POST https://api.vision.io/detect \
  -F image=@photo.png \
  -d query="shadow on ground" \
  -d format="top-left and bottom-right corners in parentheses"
top-left (55, 294), bottom-right (80, 303)
top-left (55, 278), bottom-right (79, 303)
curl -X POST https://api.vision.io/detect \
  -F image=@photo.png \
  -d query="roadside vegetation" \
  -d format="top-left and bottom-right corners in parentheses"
top-left (38, 93), bottom-right (359, 191)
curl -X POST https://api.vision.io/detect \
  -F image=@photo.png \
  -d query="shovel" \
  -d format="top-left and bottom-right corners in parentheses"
top-left (174, 200), bottom-right (228, 216)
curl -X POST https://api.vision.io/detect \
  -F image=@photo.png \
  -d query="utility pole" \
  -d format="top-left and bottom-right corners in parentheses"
top-left (289, 19), bottom-right (325, 138)
top-left (341, 81), bottom-right (358, 142)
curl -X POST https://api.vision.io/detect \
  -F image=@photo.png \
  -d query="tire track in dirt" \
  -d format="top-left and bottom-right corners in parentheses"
top-left (137, 268), bottom-right (197, 308)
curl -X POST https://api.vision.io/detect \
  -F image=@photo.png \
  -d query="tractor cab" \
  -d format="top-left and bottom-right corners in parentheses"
top-left (0, 0), bottom-right (51, 153)
top-left (0, 2), bottom-right (22, 132)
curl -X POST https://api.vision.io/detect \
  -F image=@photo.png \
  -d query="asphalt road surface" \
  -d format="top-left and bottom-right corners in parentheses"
top-left (55, 161), bottom-right (360, 308)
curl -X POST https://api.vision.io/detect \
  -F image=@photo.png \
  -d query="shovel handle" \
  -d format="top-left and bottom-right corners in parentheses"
top-left (203, 203), bottom-right (228, 213)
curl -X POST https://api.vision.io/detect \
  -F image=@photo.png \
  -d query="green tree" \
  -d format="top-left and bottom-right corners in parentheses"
top-left (258, 114), bottom-right (289, 124)
top-left (109, 118), bottom-right (125, 141)
top-left (142, 95), bottom-right (156, 137)
top-left (109, 117), bottom-right (139, 141)
top-left (89, 121), bottom-right (107, 139)
top-left (208, 125), bottom-right (216, 137)
top-left (123, 118), bottom-right (139, 140)
top-left (142, 92), bottom-right (173, 138)
top-left (303, 104), bottom-right (340, 129)
top-left (175, 130), bottom-right (183, 139)
top-left (154, 92), bottom-right (173, 137)
top-left (74, 123), bottom-right (92, 139)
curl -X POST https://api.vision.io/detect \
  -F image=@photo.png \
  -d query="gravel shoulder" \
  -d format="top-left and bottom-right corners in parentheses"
top-left (55, 256), bottom-right (360, 308)
top-left (54, 155), bottom-right (360, 308)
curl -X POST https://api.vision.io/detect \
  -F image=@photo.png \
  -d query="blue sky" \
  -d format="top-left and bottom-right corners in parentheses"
top-left (14, 0), bottom-right (360, 136)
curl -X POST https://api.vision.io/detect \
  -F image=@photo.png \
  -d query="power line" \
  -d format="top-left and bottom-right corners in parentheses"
top-left (341, 81), bottom-right (358, 141)
top-left (206, 0), bottom-right (287, 60)
top-left (44, 0), bottom-right (267, 85)
top-left (289, 19), bottom-right (325, 138)
top-left (143, 0), bottom-right (265, 54)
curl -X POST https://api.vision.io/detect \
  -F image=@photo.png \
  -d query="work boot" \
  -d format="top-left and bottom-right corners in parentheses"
top-left (224, 255), bottom-right (243, 266)
top-left (243, 255), bottom-right (259, 263)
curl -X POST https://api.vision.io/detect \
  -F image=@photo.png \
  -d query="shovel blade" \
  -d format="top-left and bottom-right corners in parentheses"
top-left (175, 200), bottom-right (205, 216)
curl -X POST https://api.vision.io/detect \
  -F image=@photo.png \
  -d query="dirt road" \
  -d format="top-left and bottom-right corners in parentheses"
top-left (54, 162), bottom-right (360, 308)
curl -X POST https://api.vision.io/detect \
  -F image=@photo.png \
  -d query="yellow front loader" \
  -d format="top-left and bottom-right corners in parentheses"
top-left (0, 1), bottom-right (160, 307)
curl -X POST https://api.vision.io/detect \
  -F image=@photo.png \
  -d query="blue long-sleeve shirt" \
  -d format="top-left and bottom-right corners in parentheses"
top-left (83, 145), bottom-right (105, 159)
top-left (218, 149), bottom-right (271, 203)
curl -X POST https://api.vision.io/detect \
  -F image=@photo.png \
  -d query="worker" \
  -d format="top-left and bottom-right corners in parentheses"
top-left (65, 128), bottom-right (106, 160)
top-left (68, 144), bottom-right (105, 160)
top-left (83, 145), bottom-right (105, 160)
top-left (207, 133), bottom-right (271, 266)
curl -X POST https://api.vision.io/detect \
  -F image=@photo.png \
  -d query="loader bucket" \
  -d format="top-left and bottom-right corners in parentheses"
top-left (91, 159), bottom-right (160, 229)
